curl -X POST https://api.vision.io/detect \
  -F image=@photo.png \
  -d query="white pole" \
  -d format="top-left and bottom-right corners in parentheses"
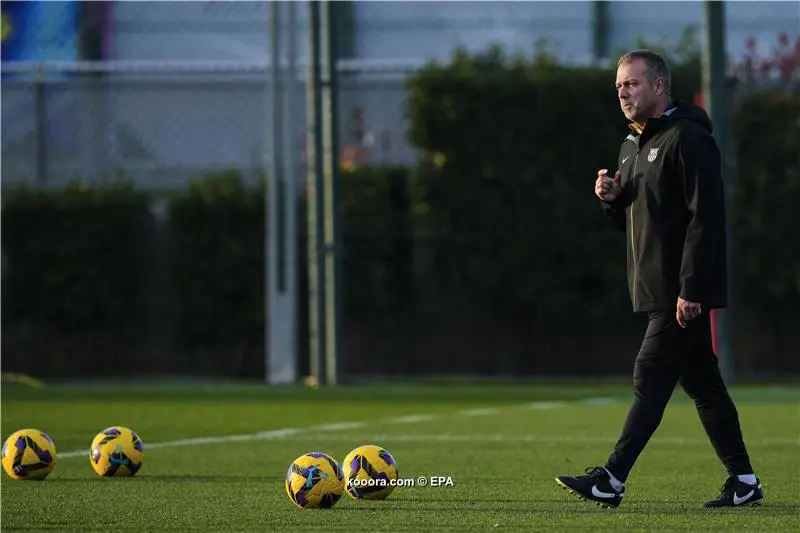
top-left (282, 0), bottom-right (300, 382)
top-left (266, 1), bottom-right (298, 384)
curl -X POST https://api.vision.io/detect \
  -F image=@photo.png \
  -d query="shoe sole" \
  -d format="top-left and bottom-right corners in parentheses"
top-left (554, 477), bottom-right (619, 509)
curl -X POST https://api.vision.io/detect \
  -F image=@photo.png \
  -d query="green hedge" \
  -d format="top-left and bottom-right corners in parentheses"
top-left (732, 91), bottom-right (800, 309)
top-left (165, 171), bottom-right (266, 378)
top-left (2, 47), bottom-right (798, 378)
top-left (407, 49), bottom-right (624, 323)
top-left (1, 181), bottom-right (153, 376)
top-left (729, 90), bottom-right (800, 371)
top-left (339, 166), bottom-right (414, 320)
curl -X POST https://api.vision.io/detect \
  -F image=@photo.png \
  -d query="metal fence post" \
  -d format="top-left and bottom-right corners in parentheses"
top-left (34, 63), bottom-right (48, 186)
top-left (322, 0), bottom-right (342, 386)
top-left (703, 0), bottom-right (734, 384)
top-left (307, 0), bottom-right (327, 385)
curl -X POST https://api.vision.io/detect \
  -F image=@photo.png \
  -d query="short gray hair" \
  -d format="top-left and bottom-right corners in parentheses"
top-left (618, 49), bottom-right (672, 97)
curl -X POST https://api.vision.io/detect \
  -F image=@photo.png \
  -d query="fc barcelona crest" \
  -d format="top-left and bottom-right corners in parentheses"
top-left (647, 147), bottom-right (659, 163)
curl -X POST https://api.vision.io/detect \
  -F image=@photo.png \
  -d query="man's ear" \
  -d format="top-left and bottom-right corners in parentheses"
top-left (655, 77), bottom-right (665, 96)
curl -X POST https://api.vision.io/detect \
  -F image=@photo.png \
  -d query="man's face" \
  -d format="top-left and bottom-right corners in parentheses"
top-left (616, 58), bottom-right (662, 123)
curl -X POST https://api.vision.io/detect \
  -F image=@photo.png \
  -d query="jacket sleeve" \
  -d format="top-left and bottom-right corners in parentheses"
top-left (601, 142), bottom-right (633, 233)
top-left (601, 198), bottom-right (626, 233)
top-left (676, 127), bottom-right (726, 302)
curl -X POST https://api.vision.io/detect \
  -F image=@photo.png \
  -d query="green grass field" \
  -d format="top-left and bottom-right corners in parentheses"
top-left (1, 382), bottom-right (798, 531)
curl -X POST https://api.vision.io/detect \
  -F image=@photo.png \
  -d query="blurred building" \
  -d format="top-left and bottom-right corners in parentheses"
top-left (107, 1), bottom-right (797, 64)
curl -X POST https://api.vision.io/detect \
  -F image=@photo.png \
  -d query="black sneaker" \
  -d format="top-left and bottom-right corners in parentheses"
top-left (703, 476), bottom-right (764, 508)
top-left (555, 466), bottom-right (624, 508)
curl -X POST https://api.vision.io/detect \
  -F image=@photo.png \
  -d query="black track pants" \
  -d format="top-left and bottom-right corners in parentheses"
top-left (604, 310), bottom-right (754, 482)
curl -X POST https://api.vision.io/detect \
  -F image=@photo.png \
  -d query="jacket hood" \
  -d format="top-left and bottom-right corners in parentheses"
top-left (668, 99), bottom-right (713, 134)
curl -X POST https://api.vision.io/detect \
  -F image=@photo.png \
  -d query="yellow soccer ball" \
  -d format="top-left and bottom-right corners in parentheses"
top-left (1, 428), bottom-right (57, 480)
top-left (342, 444), bottom-right (399, 500)
top-left (285, 452), bottom-right (345, 509)
top-left (89, 426), bottom-right (144, 477)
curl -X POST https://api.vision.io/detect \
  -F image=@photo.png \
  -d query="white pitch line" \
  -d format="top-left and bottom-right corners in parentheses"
top-left (57, 427), bottom-right (307, 458)
top-left (524, 401), bottom-right (567, 410)
top-left (56, 397), bottom-right (616, 459)
top-left (388, 414), bottom-right (437, 424)
top-left (310, 421), bottom-right (367, 432)
top-left (57, 415), bottom-right (429, 459)
top-left (458, 407), bottom-right (499, 417)
top-left (580, 397), bottom-right (617, 405)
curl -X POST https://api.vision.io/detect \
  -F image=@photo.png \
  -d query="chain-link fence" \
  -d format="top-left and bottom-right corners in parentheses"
top-left (1, 61), bottom-right (422, 189)
top-left (2, 63), bottom-right (283, 188)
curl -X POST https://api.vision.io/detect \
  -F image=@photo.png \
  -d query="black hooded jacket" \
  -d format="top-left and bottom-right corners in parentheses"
top-left (601, 99), bottom-right (728, 313)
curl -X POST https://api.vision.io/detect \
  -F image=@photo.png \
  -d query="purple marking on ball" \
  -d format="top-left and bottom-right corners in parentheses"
top-left (133, 438), bottom-right (144, 452)
top-left (103, 428), bottom-right (121, 436)
top-left (334, 462), bottom-right (344, 481)
top-left (36, 449), bottom-right (53, 462)
top-left (14, 437), bottom-right (26, 454)
top-left (40, 432), bottom-right (54, 445)
top-left (319, 493), bottom-right (340, 508)
top-left (307, 452), bottom-right (325, 458)
top-left (379, 450), bottom-right (395, 466)
top-left (349, 456), bottom-right (362, 474)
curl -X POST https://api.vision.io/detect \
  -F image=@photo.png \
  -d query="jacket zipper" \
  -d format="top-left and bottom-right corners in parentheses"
top-left (630, 152), bottom-right (640, 309)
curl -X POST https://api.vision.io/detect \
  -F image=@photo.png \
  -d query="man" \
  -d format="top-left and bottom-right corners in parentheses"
top-left (554, 49), bottom-right (762, 509)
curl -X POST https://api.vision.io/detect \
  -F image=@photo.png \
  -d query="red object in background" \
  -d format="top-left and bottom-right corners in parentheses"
top-left (694, 92), bottom-right (704, 109)
top-left (710, 310), bottom-right (720, 356)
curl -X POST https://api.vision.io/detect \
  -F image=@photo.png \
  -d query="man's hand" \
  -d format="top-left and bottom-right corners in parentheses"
top-left (676, 297), bottom-right (702, 328)
top-left (595, 169), bottom-right (622, 202)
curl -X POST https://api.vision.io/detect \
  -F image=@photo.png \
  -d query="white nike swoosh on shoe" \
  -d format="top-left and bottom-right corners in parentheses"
top-left (591, 485), bottom-right (618, 499)
top-left (733, 489), bottom-right (755, 505)
top-left (622, 156), bottom-right (630, 164)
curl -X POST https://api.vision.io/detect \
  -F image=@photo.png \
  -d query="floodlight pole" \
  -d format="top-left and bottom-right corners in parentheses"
top-left (306, 0), bottom-right (342, 386)
top-left (322, 0), bottom-right (343, 387)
